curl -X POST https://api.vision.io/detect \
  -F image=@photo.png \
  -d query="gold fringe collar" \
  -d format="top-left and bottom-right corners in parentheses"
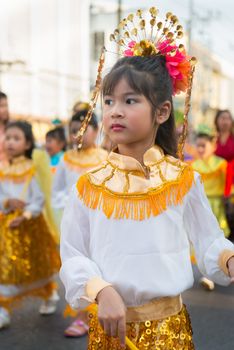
top-left (0, 157), bottom-right (35, 183)
top-left (77, 165), bottom-right (194, 221)
top-left (63, 148), bottom-right (107, 172)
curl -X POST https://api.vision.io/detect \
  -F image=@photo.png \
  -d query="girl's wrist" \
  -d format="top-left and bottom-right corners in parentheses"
top-left (227, 256), bottom-right (234, 269)
top-left (96, 285), bottom-right (113, 303)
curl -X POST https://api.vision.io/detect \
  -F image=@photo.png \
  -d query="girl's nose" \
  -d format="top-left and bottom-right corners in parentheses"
top-left (111, 104), bottom-right (124, 119)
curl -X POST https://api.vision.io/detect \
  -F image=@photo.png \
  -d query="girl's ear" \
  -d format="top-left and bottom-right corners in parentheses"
top-left (155, 100), bottom-right (172, 125)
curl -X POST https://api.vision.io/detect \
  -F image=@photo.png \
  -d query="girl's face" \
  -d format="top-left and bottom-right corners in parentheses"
top-left (45, 136), bottom-right (64, 156)
top-left (103, 78), bottom-right (155, 148)
top-left (196, 138), bottom-right (215, 159)
top-left (4, 127), bottom-right (31, 159)
top-left (217, 112), bottom-right (233, 133)
top-left (69, 121), bottom-right (97, 149)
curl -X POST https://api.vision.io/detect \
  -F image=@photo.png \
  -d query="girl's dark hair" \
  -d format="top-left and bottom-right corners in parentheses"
top-left (196, 132), bottom-right (214, 142)
top-left (70, 108), bottom-right (98, 130)
top-left (0, 91), bottom-right (7, 100)
top-left (214, 109), bottom-right (234, 133)
top-left (46, 127), bottom-right (67, 151)
top-left (102, 56), bottom-right (177, 157)
top-left (0, 91), bottom-right (9, 126)
top-left (6, 120), bottom-right (35, 159)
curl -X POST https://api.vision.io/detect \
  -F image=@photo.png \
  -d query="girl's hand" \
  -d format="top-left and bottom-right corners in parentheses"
top-left (227, 256), bottom-right (234, 282)
top-left (9, 215), bottom-right (25, 229)
top-left (96, 286), bottom-right (126, 347)
top-left (6, 199), bottom-right (26, 211)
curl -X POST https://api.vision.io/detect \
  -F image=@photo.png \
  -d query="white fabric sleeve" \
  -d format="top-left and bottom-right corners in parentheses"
top-left (24, 177), bottom-right (44, 217)
top-left (0, 182), bottom-right (6, 211)
top-left (183, 172), bottom-right (234, 286)
top-left (52, 159), bottom-right (68, 209)
top-left (60, 185), bottom-right (103, 309)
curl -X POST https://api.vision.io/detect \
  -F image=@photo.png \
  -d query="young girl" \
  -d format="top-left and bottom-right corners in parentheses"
top-left (0, 121), bottom-right (60, 329)
top-left (60, 9), bottom-right (234, 350)
top-left (52, 108), bottom-right (107, 337)
top-left (52, 108), bottom-right (107, 212)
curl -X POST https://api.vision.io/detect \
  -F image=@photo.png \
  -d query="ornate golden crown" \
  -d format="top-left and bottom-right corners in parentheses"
top-left (76, 7), bottom-right (197, 160)
top-left (109, 8), bottom-right (196, 96)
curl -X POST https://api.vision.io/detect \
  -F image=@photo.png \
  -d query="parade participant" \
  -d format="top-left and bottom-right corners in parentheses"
top-left (0, 92), bottom-right (9, 163)
top-left (52, 108), bottom-right (106, 337)
top-left (193, 131), bottom-right (229, 236)
top-left (45, 127), bottom-right (67, 174)
top-left (215, 110), bottom-right (234, 239)
top-left (52, 108), bottom-right (106, 212)
top-left (60, 7), bottom-right (234, 350)
top-left (0, 121), bottom-right (60, 329)
top-left (192, 131), bottom-right (229, 290)
top-left (215, 109), bottom-right (234, 162)
top-left (72, 101), bottom-right (90, 114)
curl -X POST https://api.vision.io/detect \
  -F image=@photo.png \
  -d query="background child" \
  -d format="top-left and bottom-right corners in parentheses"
top-left (52, 108), bottom-right (107, 337)
top-left (0, 121), bottom-right (60, 329)
top-left (193, 132), bottom-right (229, 236)
top-left (45, 126), bottom-right (67, 174)
top-left (192, 132), bottom-right (229, 290)
top-left (52, 108), bottom-right (106, 212)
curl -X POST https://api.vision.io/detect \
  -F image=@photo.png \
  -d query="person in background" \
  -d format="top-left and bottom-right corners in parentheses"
top-left (52, 109), bottom-right (106, 211)
top-left (0, 92), bottom-right (9, 163)
top-left (0, 121), bottom-right (60, 329)
top-left (45, 127), bottom-right (67, 174)
top-left (72, 101), bottom-right (89, 115)
top-left (215, 109), bottom-right (234, 162)
top-left (192, 130), bottom-right (229, 290)
top-left (52, 108), bottom-right (107, 338)
top-left (215, 109), bottom-right (234, 240)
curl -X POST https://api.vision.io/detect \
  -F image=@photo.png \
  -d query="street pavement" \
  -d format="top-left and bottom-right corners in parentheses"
top-left (0, 268), bottom-right (234, 350)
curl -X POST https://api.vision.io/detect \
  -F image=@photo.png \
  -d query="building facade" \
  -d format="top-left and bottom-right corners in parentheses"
top-left (0, 0), bottom-right (90, 121)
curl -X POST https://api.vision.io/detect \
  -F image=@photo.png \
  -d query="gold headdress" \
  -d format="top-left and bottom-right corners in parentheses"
top-left (76, 7), bottom-right (197, 159)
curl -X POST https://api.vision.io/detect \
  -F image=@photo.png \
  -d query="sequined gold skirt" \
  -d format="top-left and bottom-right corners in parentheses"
top-left (0, 212), bottom-right (60, 307)
top-left (88, 305), bottom-right (194, 350)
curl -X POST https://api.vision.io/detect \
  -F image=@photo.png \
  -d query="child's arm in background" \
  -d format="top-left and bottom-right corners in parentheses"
top-left (9, 177), bottom-right (44, 228)
top-left (52, 159), bottom-right (68, 210)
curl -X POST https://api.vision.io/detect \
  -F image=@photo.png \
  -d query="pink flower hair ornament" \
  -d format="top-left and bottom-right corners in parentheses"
top-left (110, 8), bottom-right (196, 96)
top-left (123, 39), bottom-right (193, 95)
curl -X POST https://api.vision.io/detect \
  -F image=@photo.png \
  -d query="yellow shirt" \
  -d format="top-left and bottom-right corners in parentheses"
top-left (192, 155), bottom-right (227, 197)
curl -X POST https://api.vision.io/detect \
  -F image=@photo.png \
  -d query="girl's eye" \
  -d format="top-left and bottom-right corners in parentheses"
top-left (126, 98), bottom-right (136, 104)
top-left (104, 99), bottom-right (113, 105)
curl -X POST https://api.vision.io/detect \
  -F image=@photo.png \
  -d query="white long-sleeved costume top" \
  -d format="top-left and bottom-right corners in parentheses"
top-left (0, 156), bottom-right (44, 217)
top-left (60, 146), bottom-right (234, 308)
top-left (52, 148), bottom-right (107, 210)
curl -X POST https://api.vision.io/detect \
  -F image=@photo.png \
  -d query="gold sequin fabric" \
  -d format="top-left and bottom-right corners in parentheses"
top-left (88, 305), bottom-right (194, 350)
top-left (0, 212), bottom-right (60, 286)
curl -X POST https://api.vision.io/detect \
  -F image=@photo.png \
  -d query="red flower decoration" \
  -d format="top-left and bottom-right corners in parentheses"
top-left (124, 41), bottom-right (136, 56)
top-left (157, 40), bottom-right (191, 95)
top-left (123, 39), bottom-right (191, 95)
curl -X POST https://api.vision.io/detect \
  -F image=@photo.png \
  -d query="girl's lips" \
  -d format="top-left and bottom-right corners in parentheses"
top-left (111, 124), bottom-right (126, 131)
